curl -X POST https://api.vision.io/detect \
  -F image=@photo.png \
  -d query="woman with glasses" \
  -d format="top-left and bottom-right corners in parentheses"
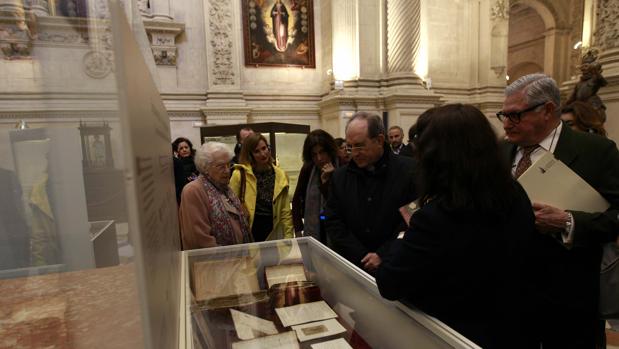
top-left (376, 104), bottom-right (544, 348)
top-left (292, 130), bottom-right (339, 242)
top-left (230, 133), bottom-right (294, 242)
top-left (178, 142), bottom-right (251, 250)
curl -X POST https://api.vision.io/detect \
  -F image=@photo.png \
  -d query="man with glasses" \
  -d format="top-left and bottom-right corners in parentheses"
top-left (324, 112), bottom-right (416, 273)
top-left (499, 73), bottom-right (619, 348)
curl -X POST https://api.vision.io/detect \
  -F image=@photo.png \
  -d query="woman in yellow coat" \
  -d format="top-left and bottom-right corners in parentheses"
top-left (229, 133), bottom-right (294, 241)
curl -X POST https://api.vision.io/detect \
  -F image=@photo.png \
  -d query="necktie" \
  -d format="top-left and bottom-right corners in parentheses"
top-left (514, 145), bottom-right (540, 178)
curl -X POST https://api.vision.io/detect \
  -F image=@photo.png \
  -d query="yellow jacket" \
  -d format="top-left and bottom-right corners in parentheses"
top-left (230, 163), bottom-right (294, 240)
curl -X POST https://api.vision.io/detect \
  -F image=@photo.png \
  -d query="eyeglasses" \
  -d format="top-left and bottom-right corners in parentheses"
top-left (210, 162), bottom-right (230, 172)
top-left (345, 144), bottom-right (367, 154)
top-left (496, 102), bottom-right (546, 124)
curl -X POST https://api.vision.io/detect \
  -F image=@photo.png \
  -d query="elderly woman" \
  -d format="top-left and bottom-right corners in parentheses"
top-left (178, 142), bottom-right (252, 250)
top-left (230, 133), bottom-right (294, 242)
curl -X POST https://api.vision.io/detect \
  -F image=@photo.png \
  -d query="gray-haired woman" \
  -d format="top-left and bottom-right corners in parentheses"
top-left (178, 142), bottom-right (252, 250)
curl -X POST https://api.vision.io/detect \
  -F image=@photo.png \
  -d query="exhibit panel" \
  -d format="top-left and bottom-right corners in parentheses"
top-left (0, 2), bottom-right (180, 348)
top-left (182, 238), bottom-right (481, 349)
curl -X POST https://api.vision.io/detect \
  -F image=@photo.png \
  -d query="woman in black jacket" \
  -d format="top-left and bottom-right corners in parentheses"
top-left (376, 104), bottom-right (545, 349)
top-left (172, 137), bottom-right (198, 205)
top-left (291, 130), bottom-right (339, 242)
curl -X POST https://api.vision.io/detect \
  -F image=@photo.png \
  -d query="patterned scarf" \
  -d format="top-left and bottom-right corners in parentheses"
top-left (200, 175), bottom-right (252, 245)
top-left (303, 166), bottom-right (324, 240)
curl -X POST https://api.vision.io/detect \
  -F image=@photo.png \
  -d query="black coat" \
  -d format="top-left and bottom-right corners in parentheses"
top-left (501, 124), bottom-right (619, 347)
top-left (376, 182), bottom-right (543, 349)
top-left (324, 146), bottom-right (417, 267)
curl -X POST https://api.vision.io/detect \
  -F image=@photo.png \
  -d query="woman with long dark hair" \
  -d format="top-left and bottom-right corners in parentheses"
top-left (173, 137), bottom-right (198, 204)
top-left (376, 104), bottom-right (543, 348)
top-left (291, 129), bottom-right (339, 242)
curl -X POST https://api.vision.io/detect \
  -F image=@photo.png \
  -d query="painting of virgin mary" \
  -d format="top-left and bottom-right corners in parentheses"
top-left (242, 0), bottom-right (315, 68)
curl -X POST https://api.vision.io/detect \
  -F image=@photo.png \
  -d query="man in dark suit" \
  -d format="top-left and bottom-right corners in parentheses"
top-left (498, 73), bottom-right (619, 348)
top-left (325, 112), bottom-right (416, 274)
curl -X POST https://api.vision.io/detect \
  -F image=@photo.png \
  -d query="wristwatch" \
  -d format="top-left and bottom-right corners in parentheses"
top-left (564, 211), bottom-right (573, 232)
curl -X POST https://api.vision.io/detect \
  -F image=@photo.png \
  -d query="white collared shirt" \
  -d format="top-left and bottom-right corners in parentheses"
top-left (511, 121), bottom-right (562, 176)
top-left (511, 121), bottom-right (574, 245)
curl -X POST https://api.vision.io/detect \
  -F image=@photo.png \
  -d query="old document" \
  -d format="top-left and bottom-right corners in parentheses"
top-left (192, 257), bottom-right (260, 301)
top-left (231, 331), bottom-right (299, 349)
top-left (265, 264), bottom-right (307, 288)
top-left (310, 338), bottom-right (353, 349)
top-left (230, 309), bottom-right (278, 340)
top-left (292, 319), bottom-right (346, 342)
top-left (275, 301), bottom-right (338, 327)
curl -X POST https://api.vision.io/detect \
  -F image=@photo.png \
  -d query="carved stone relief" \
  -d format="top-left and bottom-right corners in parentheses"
top-left (0, 7), bottom-right (36, 60)
top-left (208, 0), bottom-right (235, 85)
top-left (594, 0), bottom-right (619, 51)
top-left (491, 0), bottom-right (508, 21)
top-left (143, 21), bottom-right (184, 66)
top-left (82, 27), bottom-right (114, 79)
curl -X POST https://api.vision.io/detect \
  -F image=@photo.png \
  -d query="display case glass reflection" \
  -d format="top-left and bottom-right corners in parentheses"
top-left (183, 238), bottom-right (480, 349)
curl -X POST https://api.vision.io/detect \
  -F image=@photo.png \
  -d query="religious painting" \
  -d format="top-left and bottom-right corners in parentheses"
top-left (242, 0), bottom-right (316, 68)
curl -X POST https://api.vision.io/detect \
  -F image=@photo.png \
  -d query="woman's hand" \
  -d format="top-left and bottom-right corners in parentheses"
top-left (320, 163), bottom-right (335, 183)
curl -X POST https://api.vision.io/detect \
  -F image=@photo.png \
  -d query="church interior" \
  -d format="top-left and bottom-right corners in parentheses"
top-left (1, 0), bottom-right (619, 348)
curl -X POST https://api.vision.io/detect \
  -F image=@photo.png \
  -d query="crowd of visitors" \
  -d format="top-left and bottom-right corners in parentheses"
top-left (172, 72), bottom-right (619, 348)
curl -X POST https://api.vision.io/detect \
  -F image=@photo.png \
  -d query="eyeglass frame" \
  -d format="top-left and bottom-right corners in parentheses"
top-left (344, 136), bottom-right (381, 154)
top-left (496, 101), bottom-right (546, 124)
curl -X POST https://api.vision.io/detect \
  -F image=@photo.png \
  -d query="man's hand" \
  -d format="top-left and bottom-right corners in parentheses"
top-left (320, 163), bottom-right (335, 184)
top-left (532, 202), bottom-right (570, 234)
top-left (361, 252), bottom-right (382, 272)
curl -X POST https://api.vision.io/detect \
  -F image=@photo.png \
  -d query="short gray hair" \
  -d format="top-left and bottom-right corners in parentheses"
top-left (346, 111), bottom-right (385, 138)
top-left (505, 73), bottom-right (561, 115)
top-left (194, 142), bottom-right (233, 174)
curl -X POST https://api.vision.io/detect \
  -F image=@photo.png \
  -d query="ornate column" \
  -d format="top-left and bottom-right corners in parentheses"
top-left (386, 0), bottom-right (421, 84)
top-left (150, 0), bottom-right (173, 21)
top-left (593, 0), bottom-right (619, 141)
top-left (29, 0), bottom-right (50, 16)
top-left (594, 0), bottom-right (619, 75)
top-left (201, 0), bottom-right (249, 125)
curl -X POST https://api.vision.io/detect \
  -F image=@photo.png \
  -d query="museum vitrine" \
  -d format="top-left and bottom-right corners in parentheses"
top-left (181, 238), bottom-right (481, 349)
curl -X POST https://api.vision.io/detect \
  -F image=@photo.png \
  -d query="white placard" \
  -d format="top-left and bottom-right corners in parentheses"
top-left (292, 319), bottom-right (346, 342)
top-left (231, 331), bottom-right (300, 349)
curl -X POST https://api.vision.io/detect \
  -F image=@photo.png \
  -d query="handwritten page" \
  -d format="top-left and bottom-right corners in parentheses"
top-left (311, 338), bottom-right (353, 349)
top-left (265, 264), bottom-right (307, 288)
top-left (275, 301), bottom-right (338, 327)
top-left (230, 309), bottom-right (278, 340)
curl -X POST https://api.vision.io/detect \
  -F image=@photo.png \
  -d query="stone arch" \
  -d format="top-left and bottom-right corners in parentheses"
top-left (507, 61), bottom-right (544, 84)
top-left (508, 0), bottom-right (572, 84)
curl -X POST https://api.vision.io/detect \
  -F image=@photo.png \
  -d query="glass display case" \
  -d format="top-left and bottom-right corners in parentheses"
top-left (200, 123), bottom-right (309, 198)
top-left (181, 238), bottom-right (481, 349)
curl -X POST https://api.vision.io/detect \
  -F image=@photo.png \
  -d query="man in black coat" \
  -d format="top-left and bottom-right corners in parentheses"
top-left (499, 73), bottom-right (619, 348)
top-left (324, 112), bottom-right (416, 273)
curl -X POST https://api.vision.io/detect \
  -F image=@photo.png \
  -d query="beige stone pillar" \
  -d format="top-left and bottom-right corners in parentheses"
top-left (150, 0), bottom-right (173, 21)
top-left (386, 0), bottom-right (421, 84)
top-left (594, 0), bottom-right (619, 142)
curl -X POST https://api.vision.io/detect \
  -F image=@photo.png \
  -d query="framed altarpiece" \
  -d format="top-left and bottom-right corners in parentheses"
top-left (242, 0), bottom-right (316, 68)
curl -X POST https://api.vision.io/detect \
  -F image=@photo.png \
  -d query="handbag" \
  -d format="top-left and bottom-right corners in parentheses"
top-left (600, 239), bottom-right (619, 319)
